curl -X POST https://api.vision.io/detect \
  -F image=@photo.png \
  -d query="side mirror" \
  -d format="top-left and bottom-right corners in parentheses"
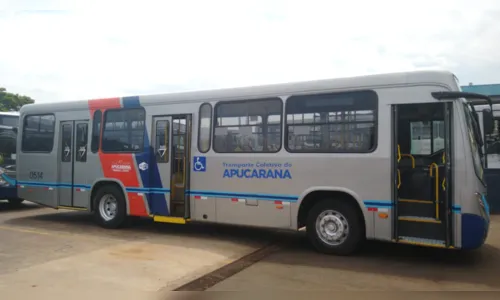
top-left (12, 127), bottom-right (18, 134)
top-left (483, 109), bottom-right (494, 135)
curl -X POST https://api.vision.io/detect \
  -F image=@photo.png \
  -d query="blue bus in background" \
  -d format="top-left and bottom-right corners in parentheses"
top-left (0, 111), bottom-right (23, 205)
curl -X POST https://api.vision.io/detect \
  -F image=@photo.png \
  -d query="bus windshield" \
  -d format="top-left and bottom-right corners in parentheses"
top-left (463, 102), bottom-right (485, 185)
top-left (0, 113), bottom-right (19, 166)
top-left (0, 125), bottom-right (17, 166)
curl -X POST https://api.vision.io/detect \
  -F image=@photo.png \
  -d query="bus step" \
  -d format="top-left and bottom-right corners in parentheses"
top-left (397, 217), bottom-right (445, 240)
top-left (397, 200), bottom-right (436, 218)
top-left (153, 216), bottom-right (188, 224)
top-left (398, 236), bottom-right (447, 248)
top-left (171, 202), bottom-right (185, 216)
top-left (398, 198), bottom-right (433, 204)
top-left (57, 205), bottom-right (88, 211)
top-left (398, 216), bottom-right (441, 223)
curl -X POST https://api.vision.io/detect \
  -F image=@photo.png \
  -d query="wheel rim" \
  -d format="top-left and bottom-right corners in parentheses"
top-left (315, 209), bottom-right (349, 246)
top-left (98, 194), bottom-right (118, 221)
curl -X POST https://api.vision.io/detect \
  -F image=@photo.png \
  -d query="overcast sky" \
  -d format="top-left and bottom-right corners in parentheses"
top-left (1, 0), bottom-right (500, 104)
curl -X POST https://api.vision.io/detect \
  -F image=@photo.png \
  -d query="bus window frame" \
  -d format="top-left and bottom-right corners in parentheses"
top-left (20, 113), bottom-right (56, 153)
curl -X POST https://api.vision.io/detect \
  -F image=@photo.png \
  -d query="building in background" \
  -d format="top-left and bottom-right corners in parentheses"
top-left (462, 83), bottom-right (500, 101)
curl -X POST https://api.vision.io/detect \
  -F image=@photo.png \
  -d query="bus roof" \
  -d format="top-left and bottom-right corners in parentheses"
top-left (20, 70), bottom-right (459, 115)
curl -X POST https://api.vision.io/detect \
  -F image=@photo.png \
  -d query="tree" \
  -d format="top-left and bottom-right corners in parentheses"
top-left (0, 87), bottom-right (35, 111)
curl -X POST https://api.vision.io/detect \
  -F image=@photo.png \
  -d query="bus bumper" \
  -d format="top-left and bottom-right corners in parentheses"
top-left (0, 186), bottom-right (18, 199)
top-left (0, 169), bottom-right (18, 199)
top-left (461, 214), bottom-right (489, 250)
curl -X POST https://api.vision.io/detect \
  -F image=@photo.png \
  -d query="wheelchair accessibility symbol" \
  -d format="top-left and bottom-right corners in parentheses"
top-left (193, 156), bottom-right (206, 172)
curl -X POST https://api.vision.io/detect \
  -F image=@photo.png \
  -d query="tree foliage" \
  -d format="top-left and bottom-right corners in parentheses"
top-left (0, 87), bottom-right (35, 111)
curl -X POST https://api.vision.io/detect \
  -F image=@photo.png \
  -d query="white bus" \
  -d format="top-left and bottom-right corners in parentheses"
top-left (16, 70), bottom-right (492, 255)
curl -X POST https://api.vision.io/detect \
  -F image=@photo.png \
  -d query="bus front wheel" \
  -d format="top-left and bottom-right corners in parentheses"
top-left (93, 185), bottom-right (126, 229)
top-left (306, 199), bottom-right (364, 255)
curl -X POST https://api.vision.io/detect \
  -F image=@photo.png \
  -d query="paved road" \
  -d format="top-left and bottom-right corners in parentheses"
top-left (209, 215), bottom-right (500, 291)
top-left (0, 201), bottom-right (270, 299)
top-left (1, 200), bottom-right (499, 299)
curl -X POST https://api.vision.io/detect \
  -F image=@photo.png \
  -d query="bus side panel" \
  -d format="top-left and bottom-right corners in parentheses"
top-left (452, 101), bottom-right (466, 249)
top-left (198, 154), bottom-right (389, 231)
top-left (454, 100), bottom-right (489, 250)
top-left (195, 155), bottom-right (293, 229)
top-left (371, 90), bottom-right (392, 242)
top-left (17, 114), bottom-right (59, 208)
top-left (88, 97), bottom-right (150, 217)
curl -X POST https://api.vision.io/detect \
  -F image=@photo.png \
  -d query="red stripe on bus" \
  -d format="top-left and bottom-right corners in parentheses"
top-left (99, 153), bottom-right (148, 217)
top-left (87, 98), bottom-right (147, 217)
top-left (87, 98), bottom-right (121, 118)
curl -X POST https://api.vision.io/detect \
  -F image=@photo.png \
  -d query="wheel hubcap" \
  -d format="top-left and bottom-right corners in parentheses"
top-left (315, 209), bottom-right (349, 246)
top-left (99, 194), bottom-right (117, 221)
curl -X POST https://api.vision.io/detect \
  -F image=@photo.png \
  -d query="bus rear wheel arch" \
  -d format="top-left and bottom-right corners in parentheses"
top-left (299, 191), bottom-right (366, 255)
top-left (92, 184), bottom-right (127, 229)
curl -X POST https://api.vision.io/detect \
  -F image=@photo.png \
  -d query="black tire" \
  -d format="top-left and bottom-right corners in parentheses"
top-left (7, 198), bottom-right (24, 206)
top-left (93, 185), bottom-right (127, 229)
top-left (306, 199), bottom-right (364, 255)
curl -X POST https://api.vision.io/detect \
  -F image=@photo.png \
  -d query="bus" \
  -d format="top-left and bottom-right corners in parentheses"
top-left (0, 111), bottom-right (22, 203)
top-left (472, 102), bottom-right (500, 214)
top-left (0, 111), bottom-right (20, 165)
top-left (15, 70), bottom-right (492, 255)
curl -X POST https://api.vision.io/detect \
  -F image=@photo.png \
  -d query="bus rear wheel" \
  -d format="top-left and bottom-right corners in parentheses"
top-left (306, 199), bottom-right (364, 255)
top-left (93, 185), bottom-right (126, 229)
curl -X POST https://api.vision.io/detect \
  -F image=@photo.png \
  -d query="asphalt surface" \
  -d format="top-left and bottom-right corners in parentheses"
top-left (1, 200), bottom-right (499, 299)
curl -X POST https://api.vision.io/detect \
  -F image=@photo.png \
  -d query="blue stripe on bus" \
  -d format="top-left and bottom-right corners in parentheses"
top-left (187, 190), bottom-right (299, 201)
top-left (363, 200), bottom-right (393, 208)
top-left (452, 205), bottom-right (462, 213)
top-left (12, 181), bottom-right (466, 214)
top-left (17, 181), bottom-right (92, 189)
top-left (122, 96), bottom-right (169, 216)
top-left (1, 173), bottom-right (17, 186)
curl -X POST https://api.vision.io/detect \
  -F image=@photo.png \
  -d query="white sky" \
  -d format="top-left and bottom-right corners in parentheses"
top-left (1, 0), bottom-right (500, 104)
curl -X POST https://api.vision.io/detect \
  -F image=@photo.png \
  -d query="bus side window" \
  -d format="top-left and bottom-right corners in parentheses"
top-left (21, 114), bottom-right (55, 153)
top-left (101, 108), bottom-right (145, 153)
top-left (76, 123), bottom-right (88, 162)
top-left (155, 120), bottom-right (169, 163)
top-left (285, 91), bottom-right (377, 153)
top-left (61, 124), bottom-right (72, 162)
top-left (198, 103), bottom-right (212, 153)
top-left (213, 98), bottom-right (283, 153)
top-left (91, 110), bottom-right (101, 153)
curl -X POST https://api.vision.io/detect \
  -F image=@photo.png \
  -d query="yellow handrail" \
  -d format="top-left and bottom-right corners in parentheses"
top-left (401, 154), bottom-right (415, 168)
top-left (442, 152), bottom-right (446, 164)
top-left (442, 178), bottom-right (446, 191)
top-left (429, 163), bottom-right (439, 220)
top-left (397, 145), bottom-right (415, 168)
top-left (397, 169), bottom-right (401, 189)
